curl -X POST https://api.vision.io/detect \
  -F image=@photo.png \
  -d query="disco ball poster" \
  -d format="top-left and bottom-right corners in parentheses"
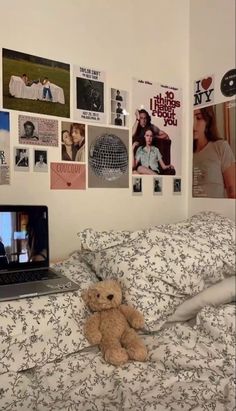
top-left (88, 126), bottom-right (129, 188)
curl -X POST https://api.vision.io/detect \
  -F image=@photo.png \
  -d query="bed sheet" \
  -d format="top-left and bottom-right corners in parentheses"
top-left (1, 303), bottom-right (235, 411)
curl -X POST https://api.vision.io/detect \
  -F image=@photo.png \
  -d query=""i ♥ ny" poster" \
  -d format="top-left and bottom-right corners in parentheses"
top-left (193, 75), bottom-right (214, 107)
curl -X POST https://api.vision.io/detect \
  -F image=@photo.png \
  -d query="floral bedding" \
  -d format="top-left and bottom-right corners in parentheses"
top-left (1, 304), bottom-right (235, 410)
top-left (79, 211), bottom-right (235, 331)
top-left (0, 212), bottom-right (235, 410)
top-left (0, 254), bottom-right (97, 373)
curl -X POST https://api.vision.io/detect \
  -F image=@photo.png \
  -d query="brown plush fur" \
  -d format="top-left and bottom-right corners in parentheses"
top-left (82, 280), bottom-right (148, 366)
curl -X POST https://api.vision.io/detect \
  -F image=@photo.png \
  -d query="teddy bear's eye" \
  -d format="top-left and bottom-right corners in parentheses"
top-left (96, 293), bottom-right (100, 298)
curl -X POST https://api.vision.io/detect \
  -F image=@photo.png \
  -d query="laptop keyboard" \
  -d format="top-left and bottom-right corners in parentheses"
top-left (0, 270), bottom-right (58, 285)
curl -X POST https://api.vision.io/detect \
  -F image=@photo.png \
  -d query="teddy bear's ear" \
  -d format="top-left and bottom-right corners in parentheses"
top-left (81, 289), bottom-right (89, 303)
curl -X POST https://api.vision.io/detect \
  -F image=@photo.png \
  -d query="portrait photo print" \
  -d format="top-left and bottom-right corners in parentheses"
top-left (14, 147), bottom-right (29, 171)
top-left (34, 149), bottom-right (48, 172)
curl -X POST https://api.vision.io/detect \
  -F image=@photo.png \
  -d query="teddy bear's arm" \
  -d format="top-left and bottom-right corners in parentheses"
top-left (84, 312), bottom-right (102, 345)
top-left (119, 304), bottom-right (145, 329)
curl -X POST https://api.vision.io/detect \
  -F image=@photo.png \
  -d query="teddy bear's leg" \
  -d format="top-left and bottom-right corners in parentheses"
top-left (121, 328), bottom-right (148, 362)
top-left (100, 337), bottom-right (129, 366)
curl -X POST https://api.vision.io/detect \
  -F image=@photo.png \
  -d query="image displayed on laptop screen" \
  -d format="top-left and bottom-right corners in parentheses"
top-left (0, 208), bottom-right (48, 271)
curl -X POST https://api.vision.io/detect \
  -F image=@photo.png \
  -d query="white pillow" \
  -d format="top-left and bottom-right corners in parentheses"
top-left (167, 276), bottom-right (236, 322)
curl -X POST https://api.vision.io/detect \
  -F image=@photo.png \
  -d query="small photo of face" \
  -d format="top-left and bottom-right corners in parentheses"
top-left (70, 123), bottom-right (85, 146)
top-left (62, 130), bottom-right (72, 145)
top-left (139, 112), bottom-right (148, 127)
top-left (21, 120), bottom-right (38, 139)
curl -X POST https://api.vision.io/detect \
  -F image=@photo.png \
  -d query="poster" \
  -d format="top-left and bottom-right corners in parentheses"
top-left (132, 78), bottom-right (182, 176)
top-left (110, 88), bottom-right (129, 127)
top-left (0, 111), bottom-right (10, 185)
top-left (61, 121), bottom-right (86, 162)
top-left (50, 162), bottom-right (86, 190)
top-left (73, 65), bottom-right (106, 123)
top-left (87, 125), bottom-right (129, 188)
top-left (19, 115), bottom-right (58, 147)
top-left (192, 99), bottom-right (236, 198)
top-left (193, 74), bottom-right (214, 107)
top-left (2, 48), bottom-right (70, 118)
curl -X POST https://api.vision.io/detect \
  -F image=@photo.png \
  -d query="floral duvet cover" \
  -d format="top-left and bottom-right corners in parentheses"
top-left (0, 212), bottom-right (235, 411)
top-left (1, 303), bottom-right (235, 411)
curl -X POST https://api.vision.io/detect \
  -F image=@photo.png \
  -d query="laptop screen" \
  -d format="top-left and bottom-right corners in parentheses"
top-left (0, 205), bottom-right (49, 272)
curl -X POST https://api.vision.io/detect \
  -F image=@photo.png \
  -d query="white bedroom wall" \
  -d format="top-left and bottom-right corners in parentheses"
top-left (0, 0), bottom-right (190, 260)
top-left (188, 0), bottom-right (236, 221)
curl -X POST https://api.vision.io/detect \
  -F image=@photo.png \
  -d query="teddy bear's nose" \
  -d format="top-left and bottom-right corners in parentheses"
top-left (107, 294), bottom-right (114, 300)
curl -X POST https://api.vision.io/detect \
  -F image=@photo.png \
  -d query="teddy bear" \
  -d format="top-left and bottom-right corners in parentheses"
top-left (82, 279), bottom-right (148, 366)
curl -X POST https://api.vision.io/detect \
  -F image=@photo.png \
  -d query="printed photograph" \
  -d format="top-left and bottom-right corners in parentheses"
top-left (173, 178), bottom-right (181, 194)
top-left (192, 100), bottom-right (236, 198)
top-left (0, 111), bottom-right (10, 185)
top-left (34, 149), bottom-right (48, 172)
top-left (87, 125), bottom-right (129, 188)
top-left (61, 121), bottom-right (86, 162)
top-left (14, 147), bottom-right (29, 171)
top-left (110, 88), bottom-right (129, 127)
top-left (2, 48), bottom-right (70, 118)
top-left (153, 177), bottom-right (163, 195)
top-left (73, 65), bottom-right (106, 123)
top-left (132, 177), bottom-right (142, 195)
top-left (132, 78), bottom-right (182, 177)
top-left (19, 115), bottom-right (58, 147)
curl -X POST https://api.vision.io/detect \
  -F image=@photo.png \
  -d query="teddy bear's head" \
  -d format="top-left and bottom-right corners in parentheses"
top-left (82, 279), bottom-right (122, 312)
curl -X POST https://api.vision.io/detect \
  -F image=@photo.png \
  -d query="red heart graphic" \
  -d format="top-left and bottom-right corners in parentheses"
top-left (201, 77), bottom-right (212, 90)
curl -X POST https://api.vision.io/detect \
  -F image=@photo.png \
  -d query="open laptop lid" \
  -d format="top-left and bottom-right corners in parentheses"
top-left (0, 205), bottom-right (49, 273)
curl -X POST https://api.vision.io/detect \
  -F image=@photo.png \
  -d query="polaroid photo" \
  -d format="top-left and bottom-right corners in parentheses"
top-left (173, 177), bottom-right (182, 195)
top-left (14, 147), bottom-right (30, 171)
top-left (153, 176), bottom-right (163, 195)
top-left (34, 149), bottom-right (48, 172)
top-left (132, 176), bottom-right (142, 196)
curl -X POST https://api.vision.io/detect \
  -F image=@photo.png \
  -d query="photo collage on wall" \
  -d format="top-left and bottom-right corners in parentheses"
top-left (0, 46), bottom-right (191, 196)
top-left (192, 69), bottom-right (236, 199)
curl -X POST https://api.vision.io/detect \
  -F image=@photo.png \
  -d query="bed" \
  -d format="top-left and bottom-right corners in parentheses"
top-left (0, 211), bottom-right (235, 411)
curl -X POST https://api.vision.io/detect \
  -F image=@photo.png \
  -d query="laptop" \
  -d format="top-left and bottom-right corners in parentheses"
top-left (0, 205), bottom-right (79, 302)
